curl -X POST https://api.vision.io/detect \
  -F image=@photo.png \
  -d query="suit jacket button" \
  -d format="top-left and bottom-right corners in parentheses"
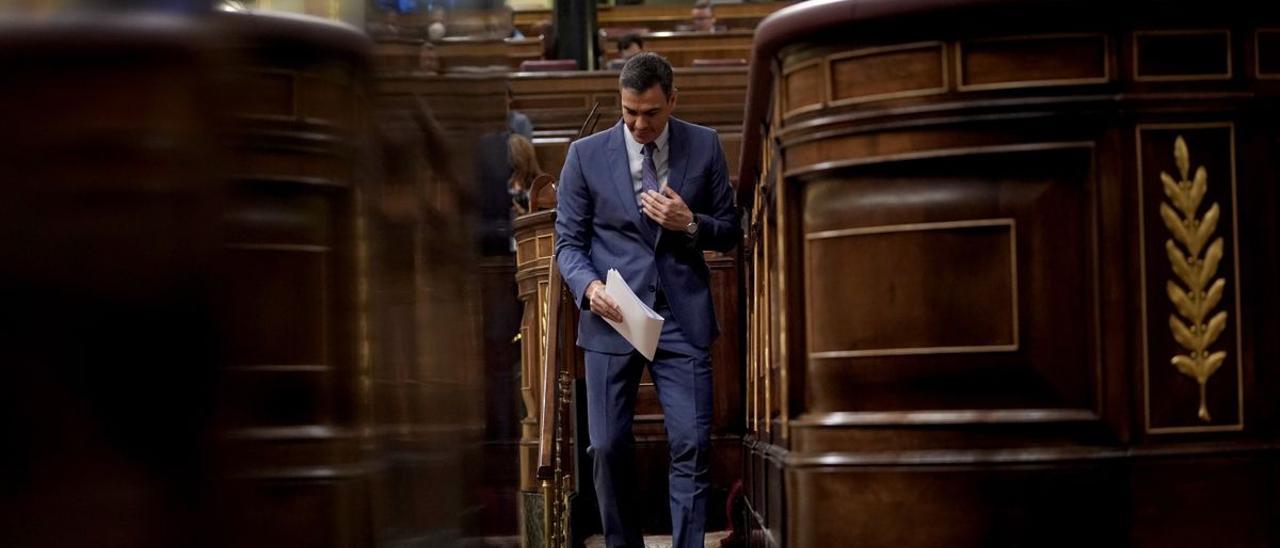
top-left (648, 285), bottom-right (656, 292)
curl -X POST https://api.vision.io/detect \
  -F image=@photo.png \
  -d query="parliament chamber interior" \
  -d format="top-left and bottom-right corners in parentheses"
top-left (2, 0), bottom-right (1279, 547)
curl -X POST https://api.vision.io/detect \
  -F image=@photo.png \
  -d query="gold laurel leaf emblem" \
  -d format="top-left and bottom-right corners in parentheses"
top-left (1159, 136), bottom-right (1228, 422)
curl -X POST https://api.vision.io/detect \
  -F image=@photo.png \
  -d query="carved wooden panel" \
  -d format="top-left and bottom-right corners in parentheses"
top-left (1136, 124), bottom-right (1244, 432)
top-left (800, 146), bottom-right (1099, 413)
top-left (1133, 30), bottom-right (1232, 81)
top-left (782, 58), bottom-right (824, 119)
top-left (806, 219), bottom-right (1017, 357)
top-left (958, 34), bottom-right (1109, 90)
top-left (829, 42), bottom-right (948, 105)
top-left (1256, 29), bottom-right (1280, 78)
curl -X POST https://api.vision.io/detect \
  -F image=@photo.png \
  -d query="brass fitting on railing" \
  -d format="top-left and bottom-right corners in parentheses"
top-left (541, 478), bottom-right (553, 547)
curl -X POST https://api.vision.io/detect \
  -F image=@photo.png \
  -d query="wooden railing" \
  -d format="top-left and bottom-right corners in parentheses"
top-left (536, 256), bottom-right (575, 547)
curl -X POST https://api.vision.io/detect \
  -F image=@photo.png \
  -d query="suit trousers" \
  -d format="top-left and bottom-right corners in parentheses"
top-left (584, 311), bottom-right (713, 548)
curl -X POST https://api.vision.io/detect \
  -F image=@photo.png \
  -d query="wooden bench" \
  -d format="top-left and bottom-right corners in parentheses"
top-left (434, 36), bottom-right (543, 72)
top-left (514, 2), bottom-right (790, 37)
top-left (632, 30), bottom-right (754, 68)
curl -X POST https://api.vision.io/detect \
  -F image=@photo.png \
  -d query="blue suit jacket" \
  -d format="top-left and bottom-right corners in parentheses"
top-left (555, 117), bottom-right (740, 354)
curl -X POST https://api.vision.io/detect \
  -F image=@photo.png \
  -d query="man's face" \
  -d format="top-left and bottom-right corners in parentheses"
top-left (620, 84), bottom-right (675, 145)
top-left (691, 7), bottom-right (715, 31)
top-left (621, 43), bottom-right (643, 60)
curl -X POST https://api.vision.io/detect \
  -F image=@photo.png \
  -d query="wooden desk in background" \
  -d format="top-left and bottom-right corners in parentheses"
top-left (514, 2), bottom-right (790, 37)
top-left (638, 30), bottom-right (753, 68)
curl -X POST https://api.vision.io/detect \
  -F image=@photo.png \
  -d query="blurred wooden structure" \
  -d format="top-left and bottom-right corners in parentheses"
top-left (215, 13), bottom-right (378, 547)
top-left (217, 11), bottom-right (488, 548)
top-left (370, 65), bottom-right (519, 540)
top-left (2, 10), bottom-right (489, 548)
top-left (514, 2), bottom-right (790, 37)
top-left (0, 14), bottom-right (224, 547)
top-left (738, 1), bottom-right (1280, 546)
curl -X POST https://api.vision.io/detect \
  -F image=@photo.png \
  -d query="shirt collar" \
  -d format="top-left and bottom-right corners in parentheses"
top-left (622, 122), bottom-right (671, 155)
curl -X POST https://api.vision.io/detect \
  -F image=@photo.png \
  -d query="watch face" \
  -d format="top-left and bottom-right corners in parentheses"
top-left (685, 222), bottom-right (697, 234)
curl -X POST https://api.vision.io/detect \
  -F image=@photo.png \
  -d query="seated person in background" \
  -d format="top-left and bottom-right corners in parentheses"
top-left (418, 41), bottom-right (439, 74)
top-left (676, 1), bottom-right (725, 32)
top-left (537, 19), bottom-right (557, 60)
top-left (606, 34), bottom-right (644, 70)
top-left (504, 6), bottom-right (525, 39)
top-left (507, 84), bottom-right (533, 138)
top-left (507, 133), bottom-right (544, 217)
top-left (619, 33), bottom-right (645, 60)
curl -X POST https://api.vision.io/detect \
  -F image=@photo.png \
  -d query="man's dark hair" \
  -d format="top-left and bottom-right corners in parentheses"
top-left (619, 52), bottom-right (674, 98)
top-left (616, 33), bottom-right (644, 53)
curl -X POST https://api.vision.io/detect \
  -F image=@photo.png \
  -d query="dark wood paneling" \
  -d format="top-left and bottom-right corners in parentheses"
top-left (800, 147), bottom-right (1098, 414)
top-left (782, 59), bottom-right (823, 118)
top-left (1134, 30), bottom-right (1232, 81)
top-left (1129, 453), bottom-right (1274, 547)
top-left (790, 461), bottom-right (1127, 548)
top-left (960, 34), bottom-right (1109, 89)
top-left (1257, 29), bottom-right (1280, 77)
top-left (224, 248), bottom-right (329, 367)
top-left (829, 42), bottom-right (947, 104)
top-left (738, 2), bottom-right (1280, 546)
top-left (806, 221), bottom-right (1016, 355)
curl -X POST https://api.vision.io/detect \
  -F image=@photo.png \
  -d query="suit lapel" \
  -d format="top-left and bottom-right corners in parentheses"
top-left (665, 117), bottom-right (691, 198)
top-left (606, 122), bottom-right (658, 244)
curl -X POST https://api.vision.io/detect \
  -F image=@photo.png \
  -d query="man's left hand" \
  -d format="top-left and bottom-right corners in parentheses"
top-left (640, 186), bottom-right (694, 231)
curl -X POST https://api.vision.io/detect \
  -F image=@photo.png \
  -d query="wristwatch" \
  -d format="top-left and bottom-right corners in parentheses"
top-left (684, 218), bottom-right (699, 236)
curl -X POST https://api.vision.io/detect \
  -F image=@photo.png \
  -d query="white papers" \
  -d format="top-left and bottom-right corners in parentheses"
top-left (602, 268), bottom-right (665, 360)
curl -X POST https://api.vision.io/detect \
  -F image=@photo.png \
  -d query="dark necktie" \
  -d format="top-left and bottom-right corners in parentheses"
top-left (641, 141), bottom-right (659, 194)
top-left (640, 141), bottom-right (660, 239)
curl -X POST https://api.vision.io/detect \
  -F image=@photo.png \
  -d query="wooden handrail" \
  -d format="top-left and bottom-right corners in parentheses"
top-left (536, 256), bottom-right (565, 481)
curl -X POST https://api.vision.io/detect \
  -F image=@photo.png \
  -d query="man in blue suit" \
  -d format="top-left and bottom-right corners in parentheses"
top-left (555, 52), bottom-right (740, 548)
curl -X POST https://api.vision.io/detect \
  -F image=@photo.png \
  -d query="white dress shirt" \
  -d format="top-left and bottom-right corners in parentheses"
top-left (622, 123), bottom-right (670, 206)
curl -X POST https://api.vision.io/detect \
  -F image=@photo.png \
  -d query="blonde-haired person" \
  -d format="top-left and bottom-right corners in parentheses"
top-left (508, 133), bottom-right (543, 216)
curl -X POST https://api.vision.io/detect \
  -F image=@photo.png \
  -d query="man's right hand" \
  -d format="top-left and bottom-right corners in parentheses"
top-left (586, 280), bottom-right (624, 323)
